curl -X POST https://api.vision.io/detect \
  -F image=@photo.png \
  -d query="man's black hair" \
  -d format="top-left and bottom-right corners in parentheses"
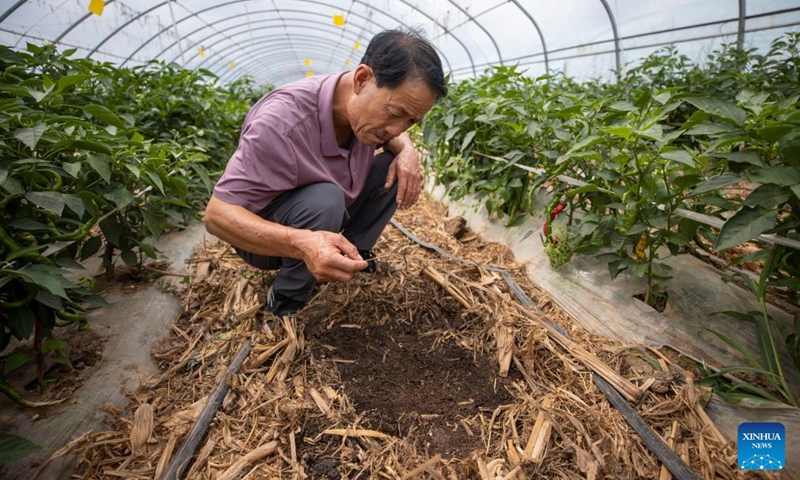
top-left (359, 28), bottom-right (447, 100)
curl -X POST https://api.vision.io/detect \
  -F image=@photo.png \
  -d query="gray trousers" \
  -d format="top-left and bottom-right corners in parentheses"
top-left (235, 151), bottom-right (398, 302)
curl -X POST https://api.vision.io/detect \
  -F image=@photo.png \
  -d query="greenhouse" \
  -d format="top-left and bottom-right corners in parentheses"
top-left (1, 1), bottom-right (799, 479)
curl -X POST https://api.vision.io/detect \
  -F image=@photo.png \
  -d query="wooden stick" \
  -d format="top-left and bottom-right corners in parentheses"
top-left (422, 265), bottom-right (472, 308)
top-left (524, 397), bottom-right (554, 461)
top-left (309, 387), bottom-right (331, 417)
top-left (401, 454), bottom-right (442, 480)
top-left (322, 428), bottom-right (391, 439)
top-left (161, 338), bottom-right (252, 480)
top-left (659, 421), bottom-right (680, 480)
top-left (216, 440), bottom-right (279, 480)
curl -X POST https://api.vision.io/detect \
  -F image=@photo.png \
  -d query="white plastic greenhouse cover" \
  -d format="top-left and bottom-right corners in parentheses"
top-left (1, 0), bottom-right (799, 86)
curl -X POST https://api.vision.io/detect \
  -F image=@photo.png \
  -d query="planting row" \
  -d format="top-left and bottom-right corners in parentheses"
top-left (0, 43), bottom-right (267, 393)
top-left (420, 33), bottom-right (800, 405)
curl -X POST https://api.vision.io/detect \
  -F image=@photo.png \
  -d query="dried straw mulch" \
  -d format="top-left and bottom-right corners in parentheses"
top-left (57, 195), bottom-right (760, 479)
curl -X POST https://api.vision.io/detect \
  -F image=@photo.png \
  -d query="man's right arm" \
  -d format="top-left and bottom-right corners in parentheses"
top-left (204, 196), bottom-right (368, 282)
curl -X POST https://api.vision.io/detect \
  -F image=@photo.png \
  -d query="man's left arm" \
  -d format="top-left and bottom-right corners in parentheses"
top-left (383, 132), bottom-right (423, 209)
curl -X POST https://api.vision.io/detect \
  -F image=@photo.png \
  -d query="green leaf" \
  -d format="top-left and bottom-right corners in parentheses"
top-left (567, 184), bottom-right (600, 196)
top-left (62, 161), bottom-right (81, 178)
top-left (142, 209), bottom-right (161, 240)
top-left (608, 101), bottom-right (636, 112)
top-left (0, 163), bottom-right (7, 184)
top-left (121, 249), bottom-right (138, 266)
top-left (63, 194), bottom-right (85, 217)
top-left (3, 351), bottom-right (31, 374)
top-left (20, 265), bottom-right (69, 299)
top-left (716, 206), bottom-right (778, 250)
top-left (660, 149), bottom-right (694, 167)
top-left (81, 104), bottom-right (126, 129)
top-left (684, 123), bottom-right (735, 136)
top-left (689, 173), bottom-right (741, 196)
top-left (146, 171), bottom-right (165, 195)
top-left (748, 166), bottom-right (800, 186)
top-left (756, 322), bottom-right (778, 376)
top-left (0, 433), bottom-right (41, 464)
top-left (25, 84), bottom-right (54, 103)
top-left (99, 216), bottom-right (122, 247)
top-left (6, 307), bottom-right (35, 340)
top-left (715, 152), bottom-right (763, 167)
top-left (602, 126), bottom-right (633, 140)
top-left (13, 123), bottom-right (48, 150)
top-left (460, 130), bottom-right (476, 153)
top-left (86, 153), bottom-right (112, 182)
top-left (25, 191), bottom-right (65, 216)
top-left (104, 188), bottom-right (134, 208)
top-left (702, 327), bottom-right (761, 369)
top-left (567, 135), bottom-right (601, 154)
top-left (685, 97), bottom-right (746, 126)
top-left (42, 338), bottom-right (67, 353)
top-left (743, 184), bottom-right (790, 209)
top-left (57, 73), bottom-right (91, 92)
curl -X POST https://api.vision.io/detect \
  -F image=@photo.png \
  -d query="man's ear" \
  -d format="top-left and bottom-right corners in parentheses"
top-left (352, 65), bottom-right (373, 94)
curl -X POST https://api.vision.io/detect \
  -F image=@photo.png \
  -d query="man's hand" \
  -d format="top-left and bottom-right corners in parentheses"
top-left (384, 135), bottom-right (423, 209)
top-left (297, 231), bottom-right (369, 282)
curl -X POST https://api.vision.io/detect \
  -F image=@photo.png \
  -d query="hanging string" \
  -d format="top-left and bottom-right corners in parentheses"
top-left (167, 0), bottom-right (186, 67)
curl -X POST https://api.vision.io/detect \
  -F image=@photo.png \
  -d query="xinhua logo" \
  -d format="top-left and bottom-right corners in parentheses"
top-left (738, 422), bottom-right (785, 470)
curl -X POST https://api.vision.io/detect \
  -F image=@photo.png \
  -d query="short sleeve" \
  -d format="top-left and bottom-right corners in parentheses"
top-left (212, 117), bottom-right (298, 213)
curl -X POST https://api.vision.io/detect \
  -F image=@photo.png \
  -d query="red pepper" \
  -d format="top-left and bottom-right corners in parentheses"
top-left (544, 201), bottom-right (566, 240)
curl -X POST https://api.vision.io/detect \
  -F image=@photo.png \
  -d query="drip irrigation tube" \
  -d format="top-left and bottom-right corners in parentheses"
top-left (162, 337), bottom-right (252, 480)
top-left (390, 218), bottom-right (703, 480)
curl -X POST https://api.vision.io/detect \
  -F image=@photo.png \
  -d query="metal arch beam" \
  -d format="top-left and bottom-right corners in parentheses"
top-left (219, 47), bottom-right (352, 83)
top-left (117, 0), bottom-right (454, 78)
top-left (214, 44), bottom-right (352, 84)
top-left (509, 0), bottom-right (549, 73)
top-left (196, 33), bottom-right (353, 73)
top-left (54, 0), bottom-right (118, 44)
top-left (738, 0), bottom-right (746, 50)
top-left (213, 43), bottom-right (353, 81)
top-left (121, 5), bottom-right (375, 67)
top-left (242, 64), bottom-right (316, 85)
top-left (444, 0), bottom-right (502, 64)
top-left (88, 1), bottom-right (170, 58)
top-left (209, 39), bottom-right (353, 81)
top-left (227, 55), bottom-right (346, 83)
top-left (598, 0), bottom-right (621, 74)
top-left (394, 0), bottom-right (476, 76)
top-left (170, 19), bottom-right (364, 66)
top-left (0, 0), bottom-right (27, 24)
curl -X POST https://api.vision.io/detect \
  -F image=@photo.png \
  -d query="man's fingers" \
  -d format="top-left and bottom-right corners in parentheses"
top-left (384, 161), bottom-right (398, 190)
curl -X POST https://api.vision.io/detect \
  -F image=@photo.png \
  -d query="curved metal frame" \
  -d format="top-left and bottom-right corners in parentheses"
top-left (56, 0), bottom-right (472, 78)
top-left (509, 0), bottom-right (548, 73)
top-left (598, 0), bottom-right (622, 73)
top-left (219, 45), bottom-right (354, 83)
top-left (444, 0), bottom-right (502, 64)
top-left (204, 38), bottom-right (353, 79)
top-left (173, 19), bottom-right (364, 67)
top-left (9, 0), bottom-right (798, 82)
top-left (194, 32), bottom-right (356, 74)
top-left (222, 51), bottom-right (351, 83)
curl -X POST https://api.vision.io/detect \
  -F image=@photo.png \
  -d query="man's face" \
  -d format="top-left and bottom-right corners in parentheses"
top-left (349, 67), bottom-right (437, 146)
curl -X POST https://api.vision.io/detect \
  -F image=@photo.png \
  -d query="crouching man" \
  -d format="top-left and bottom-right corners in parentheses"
top-left (204, 29), bottom-right (447, 317)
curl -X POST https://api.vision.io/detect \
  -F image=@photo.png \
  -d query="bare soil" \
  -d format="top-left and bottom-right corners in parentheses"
top-left (305, 312), bottom-right (518, 466)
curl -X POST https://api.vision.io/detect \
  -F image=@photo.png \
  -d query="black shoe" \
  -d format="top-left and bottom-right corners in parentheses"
top-left (359, 250), bottom-right (389, 273)
top-left (265, 285), bottom-right (306, 317)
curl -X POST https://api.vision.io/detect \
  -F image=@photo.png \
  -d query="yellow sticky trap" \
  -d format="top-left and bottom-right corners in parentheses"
top-left (346, 60), bottom-right (352, 67)
top-left (354, 41), bottom-right (361, 50)
top-left (304, 59), bottom-right (311, 66)
top-left (333, 14), bottom-right (345, 26)
top-left (88, 0), bottom-right (105, 16)
top-left (307, 71), bottom-right (314, 77)
top-left (198, 47), bottom-right (205, 58)
top-left (229, 61), bottom-right (235, 68)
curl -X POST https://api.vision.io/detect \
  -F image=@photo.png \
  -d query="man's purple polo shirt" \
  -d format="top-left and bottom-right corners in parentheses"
top-left (213, 71), bottom-right (375, 213)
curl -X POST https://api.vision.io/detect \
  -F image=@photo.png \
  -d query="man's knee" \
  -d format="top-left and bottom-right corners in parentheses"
top-left (285, 183), bottom-right (346, 231)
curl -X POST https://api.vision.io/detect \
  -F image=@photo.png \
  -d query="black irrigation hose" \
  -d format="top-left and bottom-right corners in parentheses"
top-left (162, 337), bottom-right (252, 480)
top-left (390, 218), bottom-right (702, 480)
